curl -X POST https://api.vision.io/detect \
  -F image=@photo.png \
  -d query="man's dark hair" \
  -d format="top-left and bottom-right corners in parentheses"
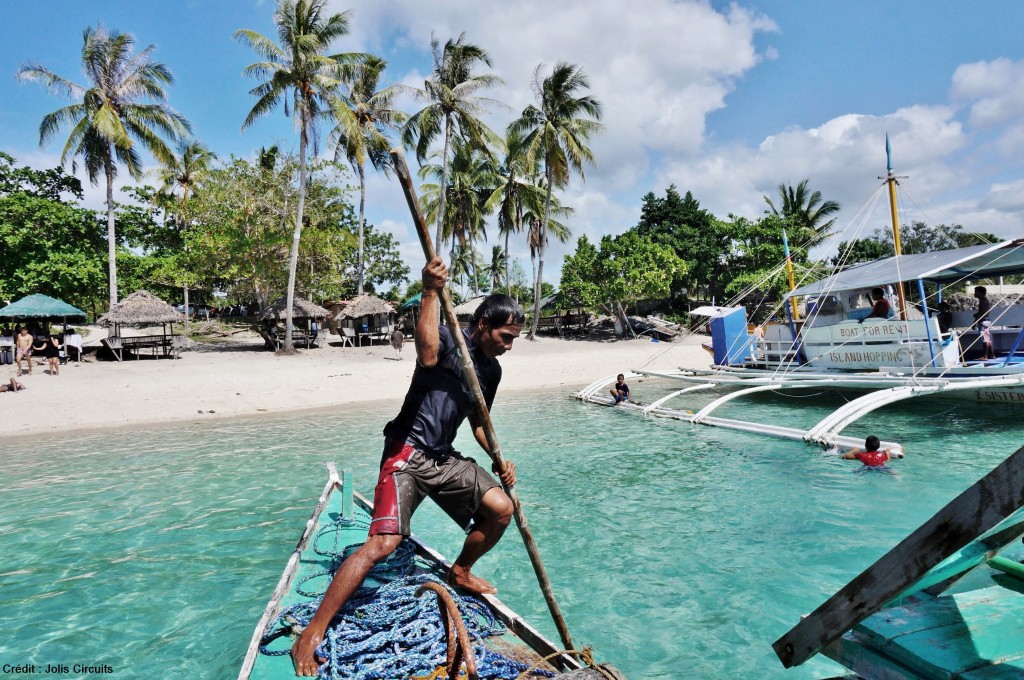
top-left (865, 435), bottom-right (880, 451)
top-left (871, 287), bottom-right (884, 298)
top-left (473, 294), bottom-right (525, 329)
top-left (976, 286), bottom-right (987, 296)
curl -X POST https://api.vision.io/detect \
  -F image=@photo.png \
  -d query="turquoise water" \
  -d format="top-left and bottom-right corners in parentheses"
top-left (2, 381), bottom-right (1024, 679)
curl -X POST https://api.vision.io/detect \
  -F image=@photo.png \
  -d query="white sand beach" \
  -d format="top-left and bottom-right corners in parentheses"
top-left (2, 331), bottom-right (710, 437)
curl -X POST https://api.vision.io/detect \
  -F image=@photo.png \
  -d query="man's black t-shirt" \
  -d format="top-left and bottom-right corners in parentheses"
top-left (384, 324), bottom-right (500, 456)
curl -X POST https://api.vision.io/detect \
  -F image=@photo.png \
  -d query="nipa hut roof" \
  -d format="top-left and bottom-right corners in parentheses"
top-left (335, 294), bottom-right (395, 320)
top-left (260, 296), bottom-right (331, 321)
top-left (97, 290), bottom-right (184, 326)
top-left (453, 296), bottom-right (486, 318)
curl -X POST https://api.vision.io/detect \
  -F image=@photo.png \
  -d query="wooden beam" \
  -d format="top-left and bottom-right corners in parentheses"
top-left (773, 443), bottom-right (1024, 668)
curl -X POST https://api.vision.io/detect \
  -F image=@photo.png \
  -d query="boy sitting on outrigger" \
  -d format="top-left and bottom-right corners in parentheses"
top-left (610, 374), bottom-right (630, 405)
top-left (843, 435), bottom-right (903, 468)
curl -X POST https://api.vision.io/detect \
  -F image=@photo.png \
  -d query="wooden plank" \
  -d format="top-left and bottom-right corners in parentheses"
top-left (854, 587), bottom-right (1024, 677)
top-left (854, 589), bottom-right (1014, 647)
top-left (773, 443), bottom-right (1024, 668)
top-left (822, 632), bottom-right (929, 680)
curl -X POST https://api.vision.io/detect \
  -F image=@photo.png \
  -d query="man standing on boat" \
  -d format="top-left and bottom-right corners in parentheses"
top-left (291, 255), bottom-right (522, 676)
top-left (973, 286), bottom-right (992, 329)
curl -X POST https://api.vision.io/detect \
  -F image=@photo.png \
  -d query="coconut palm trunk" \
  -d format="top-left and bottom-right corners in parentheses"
top-left (357, 162), bottom-right (366, 294)
top-left (105, 159), bottom-right (118, 307)
top-left (284, 127), bottom-right (308, 352)
top-left (435, 118), bottom-right (453, 250)
top-left (528, 176), bottom-right (553, 339)
top-left (504, 230), bottom-right (511, 297)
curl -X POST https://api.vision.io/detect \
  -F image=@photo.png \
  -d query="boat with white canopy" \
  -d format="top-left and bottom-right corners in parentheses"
top-left (576, 143), bottom-right (1024, 448)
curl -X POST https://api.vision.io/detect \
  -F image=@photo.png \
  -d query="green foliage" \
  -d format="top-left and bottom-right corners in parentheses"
top-left (634, 185), bottom-right (726, 295)
top-left (183, 154), bottom-right (358, 307)
top-left (763, 179), bottom-right (840, 251)
top-left (339, 223), bottom-right (409, 296)
top-left (559, 232), bottom-right (686, 312)
top-left (0, 154), bottom-right (106, 311)
top-left (837, 222), bottom-right (998, 262)
top-left (831, 237), bottom-right (892, 265)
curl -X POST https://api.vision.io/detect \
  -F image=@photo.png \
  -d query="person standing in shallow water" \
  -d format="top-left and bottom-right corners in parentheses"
top-left (291, 256), bottom-right (522, 676)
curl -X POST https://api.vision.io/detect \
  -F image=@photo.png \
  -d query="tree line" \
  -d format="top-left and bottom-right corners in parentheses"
top-left (13, 0), bottom-right (604, 350)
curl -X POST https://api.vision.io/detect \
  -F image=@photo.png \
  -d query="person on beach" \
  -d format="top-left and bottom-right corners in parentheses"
top-left (861, 288), bottom-right (890, 322)
top-left (34, 333), bottom-right (61, 376)
top-left (973, 286), bottom-right (992, 329)
top-left (389, 326), bottom-right (405, 360)
top-left (291, 256), bottom-right (521, 676)
top-left (610, 374), bottom-right (630, 404)
top-left (0, 377), bottom-right (26, 393)
top-left (843, 435), bottom-right (902, 468)
top-left (15, 327), bottom-right (34, 375)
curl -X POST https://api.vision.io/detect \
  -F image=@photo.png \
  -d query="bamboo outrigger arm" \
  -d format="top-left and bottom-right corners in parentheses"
top-left (390, 148), bottom-right (576, 653)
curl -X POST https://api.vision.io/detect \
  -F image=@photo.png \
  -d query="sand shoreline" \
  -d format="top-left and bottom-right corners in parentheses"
top-left (2, 332), bottom-right (710, 438)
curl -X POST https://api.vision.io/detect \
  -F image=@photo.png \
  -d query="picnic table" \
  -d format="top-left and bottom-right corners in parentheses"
top-left (103, 335), bottom-right (182, 361)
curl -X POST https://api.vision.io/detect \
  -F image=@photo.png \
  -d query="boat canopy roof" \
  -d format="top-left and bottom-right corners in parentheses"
top-left (787, 239), bottom-right (1024, 299)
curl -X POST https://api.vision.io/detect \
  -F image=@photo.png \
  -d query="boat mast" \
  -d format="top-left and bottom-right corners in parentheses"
top-left (882, 134), bottom-right (909, 321)
top-left (782, 227), bottom-right (799, 319)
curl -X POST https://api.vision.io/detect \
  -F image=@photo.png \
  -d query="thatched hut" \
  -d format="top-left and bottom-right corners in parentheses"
top-left (260, 296), bottom-right (331, 322)
top-left (259, 296), bottom-right (331, 349)
top-left (96, 290), bottom-right (186, 360)
top-left (98, 290), bottom-right (185, 327)
top-left (453, 296), bottom-right (486, 327)
top-left (331, 294), bottom-right (396, 346)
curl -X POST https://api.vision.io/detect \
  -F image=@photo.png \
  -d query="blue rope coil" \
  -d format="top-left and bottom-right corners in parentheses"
top-left (260, 517), bottom-right (556, 679)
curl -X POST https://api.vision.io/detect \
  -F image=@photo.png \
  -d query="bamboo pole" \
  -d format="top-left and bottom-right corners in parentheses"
top-left (390, 148), bottom-right (575, 652)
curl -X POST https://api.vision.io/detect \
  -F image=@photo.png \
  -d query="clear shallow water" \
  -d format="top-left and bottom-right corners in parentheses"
top-left (2, 382), bottom-right (1024, 679)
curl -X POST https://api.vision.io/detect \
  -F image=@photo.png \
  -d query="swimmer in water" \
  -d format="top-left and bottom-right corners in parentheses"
top-left (843, 435), bottom-right (902, 468)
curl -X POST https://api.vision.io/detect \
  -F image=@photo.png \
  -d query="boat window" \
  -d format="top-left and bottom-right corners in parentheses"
top-left (807, 295), bottom-right (840, 315)
top-left (849, 292), bottom-right (872, 309)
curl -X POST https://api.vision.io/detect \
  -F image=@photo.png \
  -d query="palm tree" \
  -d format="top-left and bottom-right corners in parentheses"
top-left (493, 127), bottom-right (539, 302)
top-left (18, 24), bottom-right (190, 308)
top-left (329, 56), bottom-right (404, 295)
top-left (524, 187), bottom-right (574, 301)
top-left (509, 62), bottom-right (602, 339)
top-left (763, 179), bottom-right (841, 253)
top-left (235, 0), bottom-right (366, 352)
top-left (417, 140), bottom-right (502, 296)
top-left (488, 244), bottom-right (508, 292)
top-left (402, 33), bottom-right (505, 250)
top-left (155, 140), bottom-right (216, 330)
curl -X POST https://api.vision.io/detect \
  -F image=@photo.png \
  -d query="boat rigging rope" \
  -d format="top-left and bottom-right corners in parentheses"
top-left (259, 516), bottom-right (556, 680)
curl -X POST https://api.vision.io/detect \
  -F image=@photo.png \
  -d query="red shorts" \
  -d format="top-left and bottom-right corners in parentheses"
top-left (369, 438), bottom-right (500, 536)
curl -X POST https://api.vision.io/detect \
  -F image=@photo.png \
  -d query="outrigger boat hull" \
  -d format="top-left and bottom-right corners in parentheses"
top-left (238, 464), bottom-right (584, 680)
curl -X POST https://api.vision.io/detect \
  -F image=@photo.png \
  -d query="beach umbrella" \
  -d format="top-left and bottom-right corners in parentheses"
top-left (0, 294), bottom-right (86, 325)
top-left (398, 292), bottom-right (421, 311)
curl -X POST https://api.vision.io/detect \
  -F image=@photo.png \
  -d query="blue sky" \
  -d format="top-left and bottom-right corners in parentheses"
top-left (4, 1), bottom-right (1024, 291)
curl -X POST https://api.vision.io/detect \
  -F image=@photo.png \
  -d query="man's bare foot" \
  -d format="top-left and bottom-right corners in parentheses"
top-left (447, 566), bottom-right (497, 595)
top-left (290, 629), bottom-right (325, 677)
